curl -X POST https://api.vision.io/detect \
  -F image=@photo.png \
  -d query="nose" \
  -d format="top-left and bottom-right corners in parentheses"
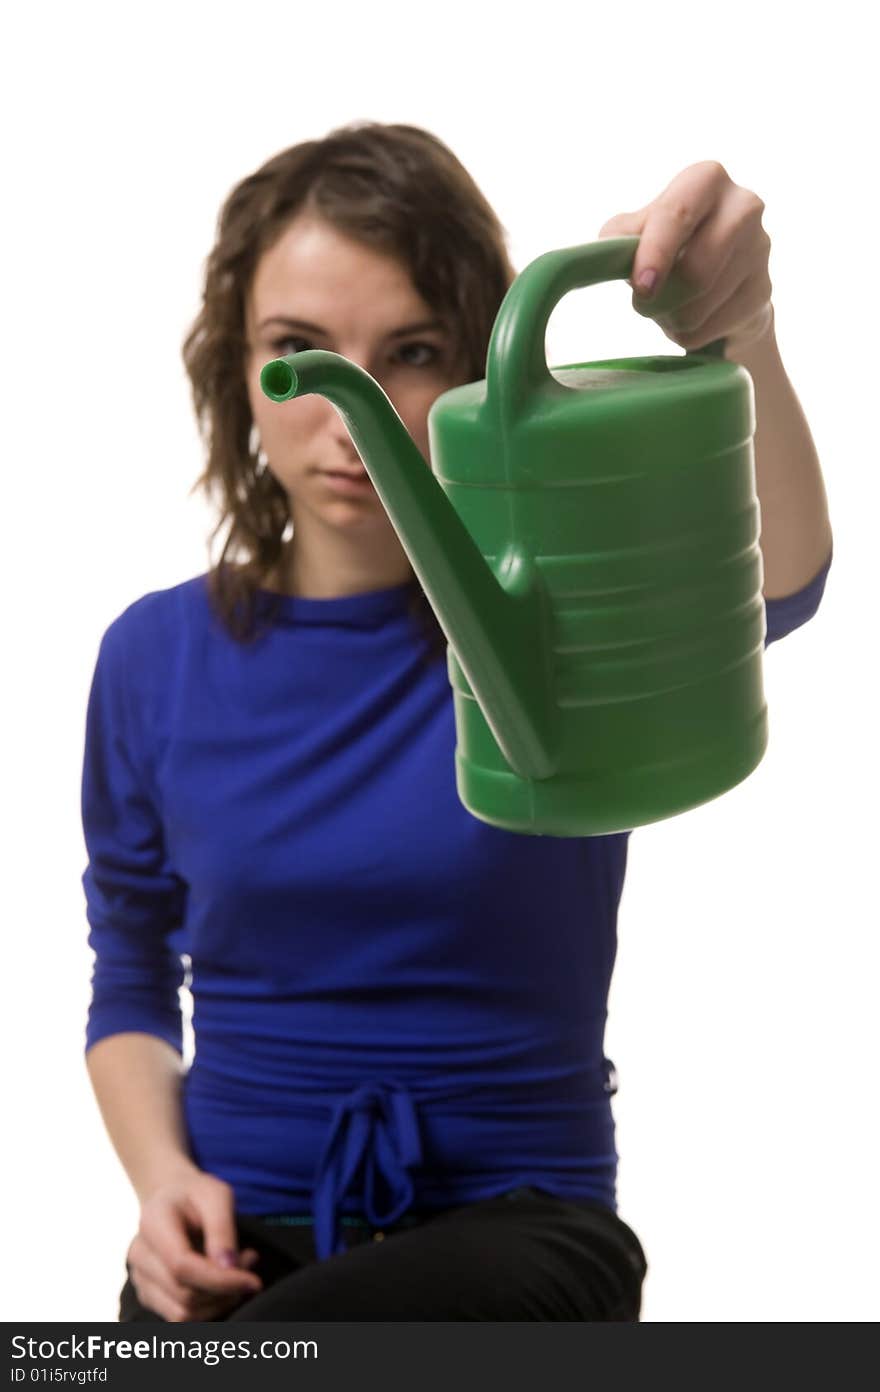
top-left (307, 392), bottom-right (362, 465)
top-left (331, 428), bottom-right (363, 465)
top-left (313, 350), bottom-right (396, 465)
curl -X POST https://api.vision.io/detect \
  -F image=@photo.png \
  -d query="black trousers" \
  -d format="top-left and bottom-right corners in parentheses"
top-left (119, 1187), bottom-right (648, 1322)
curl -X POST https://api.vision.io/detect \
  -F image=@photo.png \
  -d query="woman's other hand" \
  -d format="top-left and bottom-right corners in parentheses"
top-left (597, 159), bottom-right (774, 359)
top-left (128, 1163), bottom-right (263, 1322)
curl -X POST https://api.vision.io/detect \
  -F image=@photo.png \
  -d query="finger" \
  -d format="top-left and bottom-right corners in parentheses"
top-left (167, 1244), bottom-right (262, 1296)
top-left (142, 1204), bottom-right (219, 1290)
top-left (597, 211), bottom-right (644, 240)
top-left (131, 1236), bottom-right (223, 1315)
top-left (131, 1234), bottom-right (219, 1317)
top-left (130, 1237), bottom-right (198, 1308)
top-left (667, 195), bottom-right (768, 323)
top-left (628, 161), bottom-right (728, 301)
top-left (132, 1274), bottom-right (193, 1325)
top-left (659, 269), bottom-right (772, 352)
top-left (184, 1180), bottom-right (241, 1268)
top-left (144, 1206), bottom-right (260, 1296)
top-left (133, 1257), bottom-right (242, 1323)
top-left (596, 212), bottom-right (645, 288)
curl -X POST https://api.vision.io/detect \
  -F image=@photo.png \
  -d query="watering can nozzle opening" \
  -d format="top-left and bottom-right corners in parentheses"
top-left (261, 359), bottom-right (299, 402)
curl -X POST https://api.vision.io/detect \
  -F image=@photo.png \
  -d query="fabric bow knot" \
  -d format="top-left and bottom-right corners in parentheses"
top-left (312, 1079), bottom-right (423, 1260)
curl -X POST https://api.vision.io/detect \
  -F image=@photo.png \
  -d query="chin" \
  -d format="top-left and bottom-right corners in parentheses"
top-left (315, 494), bottom-right (395, 534)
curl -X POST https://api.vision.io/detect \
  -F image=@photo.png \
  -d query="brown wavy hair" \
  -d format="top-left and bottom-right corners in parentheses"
top-left (181, 119), bottom-right (517, 649)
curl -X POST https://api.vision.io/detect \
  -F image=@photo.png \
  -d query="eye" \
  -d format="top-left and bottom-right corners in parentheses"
top-left (271, 335), bottom-right (310, 356)
top-left (396, 341), bottom-right (439, 367)
top-left (268, 336), bottom-right (441, 366)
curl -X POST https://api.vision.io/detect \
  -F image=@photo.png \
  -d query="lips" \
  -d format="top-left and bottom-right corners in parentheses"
top-left (318, 467), bottom-right (377, 495)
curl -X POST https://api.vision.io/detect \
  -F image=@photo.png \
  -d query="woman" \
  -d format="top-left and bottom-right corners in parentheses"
top-left (81, 122), bottom-right (832, 1323)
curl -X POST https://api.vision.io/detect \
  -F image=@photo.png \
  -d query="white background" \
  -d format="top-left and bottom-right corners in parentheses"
top-left (4, 0), bottom-right (877, 1323)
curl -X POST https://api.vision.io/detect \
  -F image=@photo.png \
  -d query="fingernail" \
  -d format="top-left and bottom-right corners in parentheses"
top-left (216, 1250), bottom-right (238, 1268)
top-left (637, 269), bottom-right (657, 297)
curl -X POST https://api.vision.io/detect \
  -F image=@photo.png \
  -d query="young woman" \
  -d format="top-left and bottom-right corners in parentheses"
top-left (81, 122), bottom-right (832, 1323)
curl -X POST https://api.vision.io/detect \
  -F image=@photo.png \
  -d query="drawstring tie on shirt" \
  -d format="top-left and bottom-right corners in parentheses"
top-left (312, 1079), bottom-right (423, 1260)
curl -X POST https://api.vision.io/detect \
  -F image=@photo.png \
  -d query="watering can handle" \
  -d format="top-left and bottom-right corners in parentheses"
top-left (485, 236), bottom-right (725, 423)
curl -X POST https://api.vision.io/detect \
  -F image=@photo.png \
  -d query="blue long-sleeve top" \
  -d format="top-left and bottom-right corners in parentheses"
top-left (81, 549), bottom-right (832, 1260)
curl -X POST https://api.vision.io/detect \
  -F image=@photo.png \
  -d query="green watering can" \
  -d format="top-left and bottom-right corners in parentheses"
top-left (260, 236), bottom-right (767, 837)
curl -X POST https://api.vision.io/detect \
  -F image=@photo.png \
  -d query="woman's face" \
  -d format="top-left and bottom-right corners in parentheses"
top-left (245, 213), bottom-right (464, 541)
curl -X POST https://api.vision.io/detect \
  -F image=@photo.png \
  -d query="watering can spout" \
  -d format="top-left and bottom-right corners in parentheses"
top-left (261, 350), bottom-right (557, 781)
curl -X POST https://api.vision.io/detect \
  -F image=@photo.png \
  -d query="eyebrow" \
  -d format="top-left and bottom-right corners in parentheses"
top-left (257, 315), bottom-right (448, 339)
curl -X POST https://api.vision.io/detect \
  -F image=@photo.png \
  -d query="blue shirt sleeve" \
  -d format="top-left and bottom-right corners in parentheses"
top-left (80, 614), bottom-right (187, 1054)
top-left (764, 546), bottom-right (833, 648)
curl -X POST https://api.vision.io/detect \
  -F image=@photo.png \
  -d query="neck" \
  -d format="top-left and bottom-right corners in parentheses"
top-left (267, 527), bottom-right (414, 600)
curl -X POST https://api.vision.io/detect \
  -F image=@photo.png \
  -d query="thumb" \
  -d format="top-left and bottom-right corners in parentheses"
top-left (188, 1179), bottom-right (240, 1266)
top-left (597, 211), bottom-right (643, 239)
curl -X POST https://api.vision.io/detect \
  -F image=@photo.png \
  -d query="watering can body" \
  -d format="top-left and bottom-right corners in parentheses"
top-left (261, 238), bottom-right (767, 836)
